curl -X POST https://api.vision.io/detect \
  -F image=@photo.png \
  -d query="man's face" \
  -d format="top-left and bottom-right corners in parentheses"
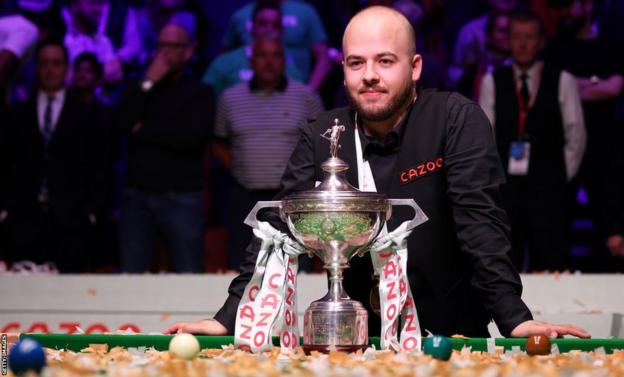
top-left (73, 60), bottom-right (100, 90)
top-left (37, 46), bottom-right (68, 93)
top-left (559, 0), bottom-right (591, 35)
top-left (156, 25), bottom-right (193, 72)
top-left (251, 9), bottom-right (282, 39)
top-left (342, 18), bottom-right (420, 122)
top-left (250, 39), bottom-right (285, 85)
top-left (509, 20), bottom-right (542, 67)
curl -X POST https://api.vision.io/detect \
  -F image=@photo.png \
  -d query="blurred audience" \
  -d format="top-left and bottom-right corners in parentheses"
top-left (1, 40), bottom-right (107, 272)
top-left (545, 0), bottom-right (624, 270)
top-left (222, 0), bottom-right (331, 91)
top-left (212, 37), bottom-right (323, 271)
top-left (1, 1), bottom-right (623, 273)
top-left (458, 10), bottom-right (511, 99)
top-left (393, 0), bottom-right (446, 90)
top-left (480, 11), bottom-right (586, 272)
top-left (116, 24), bottom-right (213, 273)
top-left (449, 0), bottom-right (518, 88)
top-left (61, 0), bottom-right (142, 84)
top-left (202, 0), bottom-right (303, 97)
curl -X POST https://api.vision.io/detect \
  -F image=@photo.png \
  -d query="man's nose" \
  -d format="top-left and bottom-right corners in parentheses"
top-left (362, 61), bottom-right (380, 83)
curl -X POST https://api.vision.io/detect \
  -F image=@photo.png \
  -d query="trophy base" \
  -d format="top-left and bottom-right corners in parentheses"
top-left (301, 344), bottom-right (369, 355)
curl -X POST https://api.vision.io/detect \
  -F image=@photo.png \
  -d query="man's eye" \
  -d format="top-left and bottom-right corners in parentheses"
top-left (379, 59), bottom-right (393, 65)
top-left (349, 61), bottom-right (363, 68)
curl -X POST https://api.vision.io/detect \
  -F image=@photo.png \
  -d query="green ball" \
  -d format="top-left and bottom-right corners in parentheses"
top-left (423, 335), bottom-right (453, 360)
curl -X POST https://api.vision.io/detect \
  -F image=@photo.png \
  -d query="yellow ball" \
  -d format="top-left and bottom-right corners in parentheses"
top-left (169, 333), bottom-right (200, 359)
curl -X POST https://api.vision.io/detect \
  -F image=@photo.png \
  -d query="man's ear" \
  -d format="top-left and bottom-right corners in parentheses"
top-left (411, 54), bottom-right (422, 82)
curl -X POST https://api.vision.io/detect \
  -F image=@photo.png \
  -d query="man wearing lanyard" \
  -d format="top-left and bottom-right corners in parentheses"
top-left (166, 6), bottom-right (589, 339)
top-left (480, 11), bottom-right (586, 272)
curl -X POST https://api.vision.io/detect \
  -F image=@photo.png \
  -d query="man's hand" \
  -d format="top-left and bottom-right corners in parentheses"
top-left (163, 319), bottom-right (228, 335)
top-left (511, 320), bottom-right (590, 338)
top-left (606, 235), bottom-right (624, 257)
top-left (145, 53), bottom-right (170, 84)
top-left (0, 210), bottom-right (8, 223)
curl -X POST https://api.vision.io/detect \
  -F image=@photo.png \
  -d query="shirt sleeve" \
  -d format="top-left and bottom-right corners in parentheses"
top-left (559, 70), bottom-right (587, 181)
top-left (444, 94), bottom-right (532, 337)
top-left (478, 72), bottom-right (496, 129)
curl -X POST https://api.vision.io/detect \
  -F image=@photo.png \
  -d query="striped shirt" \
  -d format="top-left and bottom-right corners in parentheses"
top-left (215, 80), bottom-right (324, 190)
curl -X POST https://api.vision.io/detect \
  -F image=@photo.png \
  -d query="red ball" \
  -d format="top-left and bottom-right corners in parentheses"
top-left (525, 335), bottom-right (551, 355)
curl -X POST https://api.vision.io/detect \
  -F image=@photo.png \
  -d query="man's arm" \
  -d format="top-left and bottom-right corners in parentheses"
top-left (444, 94), bottom-right (532, 337)
top-left (307, 42), bottom-right (332, 91)
top-left (444, 94), bottom-right (590, 338)
top-left (477, 72), bottom-right (496, 128)
top-left (302, 4), bottom-right (331, 91)
top-left (577, 74), bottom-right (624, 102)
top-left (559, 71), bottom-right (587, 181)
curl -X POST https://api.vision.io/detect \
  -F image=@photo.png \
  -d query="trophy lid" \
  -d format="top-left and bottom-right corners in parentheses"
top-left (282, 119), bottom-right (387, 214)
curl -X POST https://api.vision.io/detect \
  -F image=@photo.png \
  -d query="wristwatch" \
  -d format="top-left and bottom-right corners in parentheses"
top-left (141, 79), bottom-right (154, 92)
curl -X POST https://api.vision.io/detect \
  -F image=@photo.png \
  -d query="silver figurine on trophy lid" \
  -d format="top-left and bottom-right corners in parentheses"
top-left (246, 118), bottom-right (427, 353)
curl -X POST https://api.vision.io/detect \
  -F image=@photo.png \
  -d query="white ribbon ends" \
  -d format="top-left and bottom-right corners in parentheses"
top-left (235, 221), bottom-right (306, 353)
top-left (370, 221), bottom-right (422, 352)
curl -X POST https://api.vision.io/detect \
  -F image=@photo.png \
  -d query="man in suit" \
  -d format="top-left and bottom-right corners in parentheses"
top-left (1, 41), bottom-right (106, 272)
top-left (165, 6), bottom-right (589, 339)
top-left (479, 12), bottom-right (586, 272)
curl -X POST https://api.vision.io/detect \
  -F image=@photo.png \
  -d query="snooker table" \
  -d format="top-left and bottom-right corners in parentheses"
top-left (18, 333), bottom-right (624, 353)
top-left (7, 333), bottom-right (624, 377)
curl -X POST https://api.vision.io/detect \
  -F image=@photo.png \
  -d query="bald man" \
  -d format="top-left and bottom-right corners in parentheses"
top-left (165, 7), bottom-right (589, 339)
top-left (116, 24), bottom-right (214, 273)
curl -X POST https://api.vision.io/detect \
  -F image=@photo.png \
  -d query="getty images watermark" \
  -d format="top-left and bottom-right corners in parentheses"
top-left (1, 333), bottom-right (7, 375)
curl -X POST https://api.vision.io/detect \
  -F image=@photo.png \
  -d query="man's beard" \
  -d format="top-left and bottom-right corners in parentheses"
top-left (348, 80), bottom-right (415, 122)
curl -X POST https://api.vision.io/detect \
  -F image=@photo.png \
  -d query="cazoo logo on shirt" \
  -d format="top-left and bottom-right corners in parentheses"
top-left (400, 157), bottom-right (444, 184)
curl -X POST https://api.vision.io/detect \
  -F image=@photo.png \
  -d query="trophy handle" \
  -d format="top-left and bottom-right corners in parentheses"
top-left (243, 200), bottom-right (283, 229)
top-left (387, 198), bottom-right (428, 231)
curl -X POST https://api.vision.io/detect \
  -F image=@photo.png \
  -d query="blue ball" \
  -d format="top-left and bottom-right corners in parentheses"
top-left (423, 335), bottom-right (453, 360)
top-left (9, 338), bottom-right (46, 374)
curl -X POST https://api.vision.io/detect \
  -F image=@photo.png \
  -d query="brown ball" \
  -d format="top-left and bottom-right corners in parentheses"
top-left (525, 335), bottom-right (551, 355)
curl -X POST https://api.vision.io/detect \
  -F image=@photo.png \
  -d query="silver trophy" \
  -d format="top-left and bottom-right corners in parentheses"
top-left (246, 119), bottom-right (427, 353)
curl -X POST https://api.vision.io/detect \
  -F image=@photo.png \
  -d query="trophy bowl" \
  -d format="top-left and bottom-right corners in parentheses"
top-left (276, 152), bottom-right (390, 353)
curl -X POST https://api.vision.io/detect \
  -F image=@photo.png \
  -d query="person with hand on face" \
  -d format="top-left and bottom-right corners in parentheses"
top-left (116, 24), bottom-right (214, 273)
top-left (164, 6), bottom-right (590, 340)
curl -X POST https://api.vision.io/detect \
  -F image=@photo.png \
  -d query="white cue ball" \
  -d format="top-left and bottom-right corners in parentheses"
top-left (169, 333), bottom-right (200, 359)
